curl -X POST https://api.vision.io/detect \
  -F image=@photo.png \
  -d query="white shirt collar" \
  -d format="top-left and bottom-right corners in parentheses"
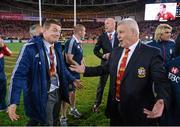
top-left (117, 39), bottom-right (140, 73)
top-left (43, 40), bottom-right (54, 53)
top-left (107, 31), bottom-right (115, 36)
top-left (73, 35), bottom-right (81, 43)
top-left (128, 39), bottom-right (139, 52)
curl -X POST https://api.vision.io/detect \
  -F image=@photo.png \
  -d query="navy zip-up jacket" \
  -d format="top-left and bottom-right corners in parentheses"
top-left (147, 39), bottom-right (175, 64)
top-left (166, 56), bottom-right (180, 123)
top-left (8, 36), bottom-right (75, 123)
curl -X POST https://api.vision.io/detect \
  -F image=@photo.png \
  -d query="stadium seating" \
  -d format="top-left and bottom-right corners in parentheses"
top-left (0, 19), bottom-right (179, 42)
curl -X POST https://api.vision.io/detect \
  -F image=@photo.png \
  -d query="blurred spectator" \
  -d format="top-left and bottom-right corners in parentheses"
top-left (0, 34), bottom-right (12, 112)
top-left (28, 24), bottom-right (43, 43)
top-left (147, 24), bottom-right (175, 64)
top-left (147, 23), bottom-right (175, 125)
top-left (0, 19), bottom-right (179, 43)
top-left (29, 24), bottom-right (43, 37)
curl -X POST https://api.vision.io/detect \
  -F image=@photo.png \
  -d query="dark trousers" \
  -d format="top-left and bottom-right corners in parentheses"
top-left (110, 100), bottom-right (158, 126)
top-left (94, 60), bottom-right (109, 106)
top-left (0, 78), bottom-right (7, 110)
top-left (95, 74), bottom-right (108, 106)
top-left (110, 116), bottom-right (124, 126)
top-left (27, 119), bottom-right (44, 126)
top-left (27, 89), bottom-right (61, 126)
top-left (109, 100), bottom-right (125, 126)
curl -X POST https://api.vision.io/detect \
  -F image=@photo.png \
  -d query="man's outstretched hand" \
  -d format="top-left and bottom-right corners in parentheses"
top-left (7, 104), bottom-right (20, 121)
top-left (143, 99), bottom-right (164, 118)
top-left (70, 61), bottom-right (85, 74)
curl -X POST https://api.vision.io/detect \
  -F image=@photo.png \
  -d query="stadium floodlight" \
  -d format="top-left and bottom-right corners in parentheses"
top-left (39, 0), bottom-right (42, 26)
top-left (74, 0), bottom-right (76, 26)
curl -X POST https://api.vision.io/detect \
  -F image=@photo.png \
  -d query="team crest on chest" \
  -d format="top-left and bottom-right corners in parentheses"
top-left (138, 67), bottom-right (146, 78)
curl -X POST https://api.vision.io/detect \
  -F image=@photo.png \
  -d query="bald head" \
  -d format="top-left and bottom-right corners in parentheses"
top-left (104, 18), bottom-right (116, 33)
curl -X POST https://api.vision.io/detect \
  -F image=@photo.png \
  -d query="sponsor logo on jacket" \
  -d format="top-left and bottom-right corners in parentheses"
top-left (168, 67), bottom-right (180, 83)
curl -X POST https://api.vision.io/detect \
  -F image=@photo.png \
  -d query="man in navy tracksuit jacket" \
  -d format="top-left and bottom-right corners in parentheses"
top-left (147, 39), bottom-right (175, 64)
top-left (165, 34), bottom-right (180, 125)
top-left (166, 56), bottom-right (180, 125)
top-left (147, 24), bottom-right (175, 125)
top-left (7, 20), bottom-right (80, 125)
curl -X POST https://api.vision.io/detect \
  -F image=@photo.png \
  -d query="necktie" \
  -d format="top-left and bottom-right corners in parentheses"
top-left (49, 46), bottom-right (55, 77)
top-left (116, 48), bottom-right (130, 101)
top-left (108, 33), bottom-right (113, 47)
top-left (108, 33), bottom-right (112, 42)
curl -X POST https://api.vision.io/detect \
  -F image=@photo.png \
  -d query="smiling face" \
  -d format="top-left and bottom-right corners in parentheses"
top-left (43, 23), bottom-right (61, 44)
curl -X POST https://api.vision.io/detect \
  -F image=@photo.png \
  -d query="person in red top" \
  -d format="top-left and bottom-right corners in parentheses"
top-left (0, 34), bottom-right (12, 112)
top-left (155, 3), bottom-right (175, 21)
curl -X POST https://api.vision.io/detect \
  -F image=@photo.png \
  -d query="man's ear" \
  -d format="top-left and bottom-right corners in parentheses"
top-left (79, 31), bottom-right (82, 34)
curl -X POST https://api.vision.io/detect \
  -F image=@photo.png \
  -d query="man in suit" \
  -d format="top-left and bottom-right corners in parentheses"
top-left (7, 19), bottom-right (81, 126)
top-left (93, 18), bottom-right (119, 112)
top-left (70, 18), bottom-right (171, 125)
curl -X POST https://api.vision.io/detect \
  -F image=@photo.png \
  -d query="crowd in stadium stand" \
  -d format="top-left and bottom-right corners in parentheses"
top-left (138, 20), bottom-right (180, 42)
top-left (0, 19), bottom-right (179, 42)
top-left (0, 20), bottom-right (32, 40)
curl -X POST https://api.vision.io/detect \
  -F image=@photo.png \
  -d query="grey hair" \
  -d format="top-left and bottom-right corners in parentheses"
top-left (29, 24), bottom-right (41, 37)
top-left (117, 18), bottom-right (139, 37)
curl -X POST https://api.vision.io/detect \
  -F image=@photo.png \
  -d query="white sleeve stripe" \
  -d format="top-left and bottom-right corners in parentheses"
top-left (67, 38), bottom-right (75, 54)
top-left (8, 43), bottom-right (33, 104)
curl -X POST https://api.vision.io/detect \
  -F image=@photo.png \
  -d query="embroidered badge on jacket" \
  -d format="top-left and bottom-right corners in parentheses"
top-left (138, 67), bottom-right (146, 78)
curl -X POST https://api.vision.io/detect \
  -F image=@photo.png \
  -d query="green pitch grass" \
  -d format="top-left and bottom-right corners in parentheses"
top-left (0, 43), bottom-right (110, 126)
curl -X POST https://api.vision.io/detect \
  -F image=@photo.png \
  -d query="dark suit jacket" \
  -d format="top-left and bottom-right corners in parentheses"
top-left (175, 34), bottom-right (180, 56)
top-left (93, 32), bottom-right (119, 61)
top-left (84, 41), bottom-right (171, 125)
